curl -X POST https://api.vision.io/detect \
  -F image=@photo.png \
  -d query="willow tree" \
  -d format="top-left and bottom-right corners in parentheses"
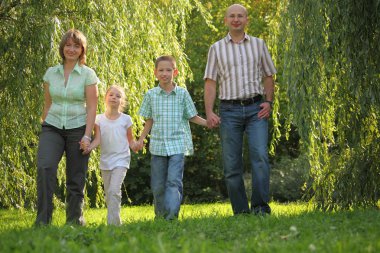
top-left (276, 0), bottom-right (380, 209)
top-left (0, 0), bottom-right (208, 208)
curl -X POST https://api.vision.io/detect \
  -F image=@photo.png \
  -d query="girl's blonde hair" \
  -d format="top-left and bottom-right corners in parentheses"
top-left (59, 29), bottom-right (87, 65)
top-left (105, 85), bottom-right (127, 111)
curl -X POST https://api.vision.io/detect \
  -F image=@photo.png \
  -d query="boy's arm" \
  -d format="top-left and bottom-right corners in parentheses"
top-left (190, 115), bottom-right (207, 127)
top-left (139, 118), bottom-right (153, 140)
top-left (136, 118), bottom-right (153, 150)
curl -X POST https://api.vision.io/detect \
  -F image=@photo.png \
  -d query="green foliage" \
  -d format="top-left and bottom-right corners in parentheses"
top-left (0, 0), bottom-right (204, 208)
top-left (5, 0), bottom-right (378, 211)
top-left (0, 203), bottom-right (379, 252)
top-left (277, 0), bottom-right (380, 209)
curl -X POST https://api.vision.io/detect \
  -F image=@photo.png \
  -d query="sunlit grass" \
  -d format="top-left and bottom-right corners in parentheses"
top-left (0, 202), bottom-right (379, 252)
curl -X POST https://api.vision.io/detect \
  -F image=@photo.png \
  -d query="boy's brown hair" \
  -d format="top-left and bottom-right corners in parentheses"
top-left (155, 55), bottom-right (177, 69)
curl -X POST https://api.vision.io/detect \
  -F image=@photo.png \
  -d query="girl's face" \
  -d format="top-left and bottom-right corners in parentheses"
top-left (106, 88), bottom-right (123, 110)
top-left (63, 38), bottom-right (83, 63)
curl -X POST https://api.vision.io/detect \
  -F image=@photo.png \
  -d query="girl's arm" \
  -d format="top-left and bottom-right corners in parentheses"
top-left (127, 126), bottom-right (138, 153)
top-left (190, 115), bottom-right (207, 127)
top-left (41, 83), bottom-right (52, 123)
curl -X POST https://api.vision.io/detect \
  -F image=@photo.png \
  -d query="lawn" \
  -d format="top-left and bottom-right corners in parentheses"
top-left (0, 202), bottom-right (379, 252)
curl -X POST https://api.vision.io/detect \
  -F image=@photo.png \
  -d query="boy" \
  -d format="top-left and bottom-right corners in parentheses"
top-left (137, 55), bottom-right (207, 220)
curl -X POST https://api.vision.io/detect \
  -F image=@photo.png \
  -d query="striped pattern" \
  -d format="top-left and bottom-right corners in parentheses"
top-left (43, 63), bottom-right (100, 129)
top-left (204, 33), bottom-right (276, 100)
top-left (139, 85), bottom-right (197, 156)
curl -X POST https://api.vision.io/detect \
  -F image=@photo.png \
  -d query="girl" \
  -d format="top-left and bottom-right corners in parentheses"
top-left (86, 85), bottom-right (137, 225)
top-left (36, 29), bottom-right (99, 226)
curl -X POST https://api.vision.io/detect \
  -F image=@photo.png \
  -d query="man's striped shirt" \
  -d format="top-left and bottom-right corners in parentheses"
top-left (204, 33), bottom-right (277, 100)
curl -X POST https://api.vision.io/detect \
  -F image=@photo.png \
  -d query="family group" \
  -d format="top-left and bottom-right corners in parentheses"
top-left (35, 4), bottom-right (276, 226)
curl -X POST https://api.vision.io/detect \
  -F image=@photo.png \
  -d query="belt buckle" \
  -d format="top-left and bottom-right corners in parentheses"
top-left (240, 98), bottom-right (251, 106)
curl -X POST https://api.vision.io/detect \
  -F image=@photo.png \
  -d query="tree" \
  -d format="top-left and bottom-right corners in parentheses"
top-left (276, 0), bottom-right (380, 209)
top-left (0, 0), bottom-right (205, 208)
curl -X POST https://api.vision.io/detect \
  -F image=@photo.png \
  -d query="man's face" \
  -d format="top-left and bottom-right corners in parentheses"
top-left (224, 5), bottom-right (248, 33)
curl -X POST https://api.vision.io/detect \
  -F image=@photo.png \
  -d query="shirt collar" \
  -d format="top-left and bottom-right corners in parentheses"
top-left (56, 62), bottom-right (82, 75)
top-left (225, 33), bottom-right (250, 44)
top-left (156, 83), bottom-right (178, 95)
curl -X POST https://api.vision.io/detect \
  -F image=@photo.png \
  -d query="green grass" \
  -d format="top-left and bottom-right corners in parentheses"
top-left (0, 202), bottom-right (379, 252)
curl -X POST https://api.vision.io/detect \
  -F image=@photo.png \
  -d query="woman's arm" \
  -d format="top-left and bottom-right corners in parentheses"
top-left (81, 84), bottom-right (98, 150)
top-left (83, 124), bottom-right (101, 154)
top-left (41, 83), bottom-right (52, 123)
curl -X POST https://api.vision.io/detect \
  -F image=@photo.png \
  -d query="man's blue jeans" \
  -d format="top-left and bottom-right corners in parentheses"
top-left (220, 101), bottom-right (271, 215)
top-left (151, 154), bottom-right (184, 220)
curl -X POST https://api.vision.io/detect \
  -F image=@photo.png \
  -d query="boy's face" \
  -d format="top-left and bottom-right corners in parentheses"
top-left (154, 60), bottom-right (178, 86)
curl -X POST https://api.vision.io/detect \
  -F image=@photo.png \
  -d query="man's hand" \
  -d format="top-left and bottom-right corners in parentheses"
top-left (206, 111), bottom-right (221, 128)
top-left (258, 101), bottom-right (272, 119)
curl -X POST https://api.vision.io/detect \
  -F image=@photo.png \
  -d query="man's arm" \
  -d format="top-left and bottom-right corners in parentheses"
top-left (204, 78), bottom-right (221, 128)
top-left (263, 75), bottom-right (274, 102)
top-left (258, 75), bottom-right (274, 119)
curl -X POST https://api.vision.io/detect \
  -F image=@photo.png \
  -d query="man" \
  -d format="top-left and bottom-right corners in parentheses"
top-left (204, 4), bottom-right (276, 215)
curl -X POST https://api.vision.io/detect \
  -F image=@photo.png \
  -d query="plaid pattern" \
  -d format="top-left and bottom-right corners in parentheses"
top-left (139, 85), bottom-right (197, 156)
top-left (204, 33), bottom-right (277, 100)
top-left (43, 63), bottom-right (99, 129)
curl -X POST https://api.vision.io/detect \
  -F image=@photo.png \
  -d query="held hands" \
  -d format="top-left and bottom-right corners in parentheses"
top-left (80, 137), bottom-right (91, 155)
top-left (206, 111), bottom-right (221, 129)
top-left (80, 138), bottom-right (145, 155)
top-left (130, 139), bottom-right (144, 153)
top-left (129, 140), bottom-right (140, 153)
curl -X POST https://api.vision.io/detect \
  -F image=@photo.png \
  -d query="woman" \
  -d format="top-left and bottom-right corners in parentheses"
top-left (35, 29), bottom-right (99, 225)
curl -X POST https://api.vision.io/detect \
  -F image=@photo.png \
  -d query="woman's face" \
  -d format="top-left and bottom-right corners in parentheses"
top-left (63, 38), bottom-right (83, 63)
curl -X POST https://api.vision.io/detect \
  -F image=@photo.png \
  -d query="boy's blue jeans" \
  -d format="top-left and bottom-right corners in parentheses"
top-left (220, 100), bottom-right (271, 215)
top-left (151, 154), bottom-right (185, 220)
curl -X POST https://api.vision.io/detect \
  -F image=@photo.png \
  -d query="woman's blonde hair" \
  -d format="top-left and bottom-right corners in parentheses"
top-left (59, 29), bottom-right (87, 65)
top-left (105, 85), bottom-right (127, 111)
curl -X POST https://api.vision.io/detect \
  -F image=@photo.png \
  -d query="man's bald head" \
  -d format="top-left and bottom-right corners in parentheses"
top-left (225, 4), bottom-right (248, 17)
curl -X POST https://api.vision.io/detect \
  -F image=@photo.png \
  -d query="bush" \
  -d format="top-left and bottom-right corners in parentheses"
top-left (270, 153), bottom-right (310, 202)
